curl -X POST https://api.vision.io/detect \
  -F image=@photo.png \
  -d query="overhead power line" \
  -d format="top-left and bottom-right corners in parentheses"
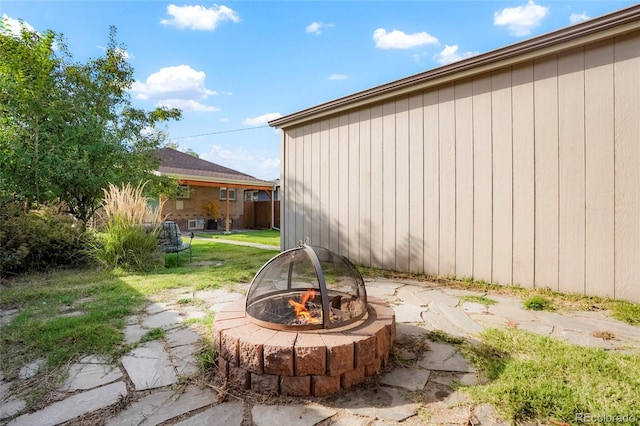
top-left (167, 125), bottom-right (270, 141)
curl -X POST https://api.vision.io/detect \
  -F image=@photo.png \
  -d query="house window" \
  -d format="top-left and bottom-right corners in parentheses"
top-left (220, 187), bottom-right (236, 201)
top-left (244, 191), bottom-right (258, 202)
top-left (177, 184), bottom-right (190, 199)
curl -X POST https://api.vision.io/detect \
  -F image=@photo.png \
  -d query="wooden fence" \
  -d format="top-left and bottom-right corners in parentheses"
top-left (243, 201), bottom-right (280, 229)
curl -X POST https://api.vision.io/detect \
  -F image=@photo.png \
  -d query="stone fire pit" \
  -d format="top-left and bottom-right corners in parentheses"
top-left (212, 244), bottom-right (396, 396)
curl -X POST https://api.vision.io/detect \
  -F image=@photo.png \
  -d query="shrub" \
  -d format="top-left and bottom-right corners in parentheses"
top-left (85, 182), bottom-right (165, 272)
top-left (87, 217), bottom-right (163, 272)
top-left (523, 295), bottom-right (554, 311)
top-left (0, 202), bottom-right (88, 276)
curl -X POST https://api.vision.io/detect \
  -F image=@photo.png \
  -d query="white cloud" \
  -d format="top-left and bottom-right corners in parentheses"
top-left (570, 12), bottom-right (590, 25)
top-left (328, 74), bottom-right (349, 80)
top-left (306, 22), bottom-right (334, 35)
top-left (260, 158), bottom-right (280, 170)
top-left (435, 44), bottom-right (478, 65)
top-left (1, 14), bottom-right (35, 37)
top-left (373, 28), bottom-right (439, 49)
top-left (1, 14), bottom-right (60, 50)
top-left (131, 65), bottom-right (220, 112)
top-left (158, 99), bottom-right (220, 112)
top-left (160, 4), bottom-right (240, 31)
top-left (494, 1), bottom-right (549, 36)
top-left (132, 65), bottom-right (216, 100)
top-left (242, 112), bottom-right (282, 126)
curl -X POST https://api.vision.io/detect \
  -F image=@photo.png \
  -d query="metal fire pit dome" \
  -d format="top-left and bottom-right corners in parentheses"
top-left (245, 243), bottom-right (368, 330)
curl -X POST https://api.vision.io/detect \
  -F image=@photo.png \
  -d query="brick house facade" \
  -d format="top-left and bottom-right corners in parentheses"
top-left (156, 148), bottom-right (276, 232)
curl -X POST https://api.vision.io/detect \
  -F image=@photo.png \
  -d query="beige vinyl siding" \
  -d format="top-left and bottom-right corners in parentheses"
top-left (409, 94), bottom-right (425, 273)
top-left (614, 33), bottom-right (640, 302)
top-left (438, 85), bottom-right (456, 276)
top-left (370, 106), bottom-right (384, 268)
top-left (511, 64), bottom-right (535, 288)
top-left (359, 109), bottom-right (372, 266)
top-left (455, 81), bottom-right (474, 279)
top-left (423, 92), bottom-right (440, 275)
top-left (279, 31), bottom-right (640, 302)
top-left (585, 40), bottom-right (616, 299)
top-left (491, 72), bottom-right (513, 286)
top-left (558, 47), bottom-right (586, 295)
top-left (472, 77), bottom-right (493, 282)
top-left (382, 102), bottom-right (396, 270)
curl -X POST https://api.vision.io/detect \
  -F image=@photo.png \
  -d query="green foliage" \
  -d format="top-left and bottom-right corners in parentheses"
top-left (459, 295), bottom-right (497, 306)
top-left (85, 182), bottom-right (166, 272)
top-left (0, 21), bottom-right (181, 227)
top-left (0, 201), bottom-right (88, 276)
top-left (140, 328), bottom-right (165, 343)
top-left (86, 217), bottom-right (163, 272)
top-left (608, 301), bottom-right (640, 326)
top-left (523, 295), bottom-right (554, 311)
top-left (464, 328), bottom-right (640, 424)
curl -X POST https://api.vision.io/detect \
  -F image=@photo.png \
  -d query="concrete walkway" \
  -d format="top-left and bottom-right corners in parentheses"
top-left (1, 269), bottom-right (639, 425)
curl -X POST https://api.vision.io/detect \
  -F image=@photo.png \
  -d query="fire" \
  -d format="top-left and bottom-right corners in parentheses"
top-left (289, 289), bottom-right (321, 324)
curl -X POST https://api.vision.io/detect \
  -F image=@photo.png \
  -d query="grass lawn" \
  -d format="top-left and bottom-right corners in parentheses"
top-left (0, 238), bottom-right (278, 406)
top-left (428, 329), bottom-right (640, 425)
top-left (196, 229), bottom-right (280, 247)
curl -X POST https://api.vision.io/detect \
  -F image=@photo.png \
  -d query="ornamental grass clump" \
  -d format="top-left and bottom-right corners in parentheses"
top-left (87, 182), bottom-right (166, 272)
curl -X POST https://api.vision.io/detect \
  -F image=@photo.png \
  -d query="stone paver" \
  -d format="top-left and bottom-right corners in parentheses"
top-left (7, 381), bottom-right (127, 426)
top-left (121, 341), bottom-right (178, 390)
top-left (123, 323), bottom-right (147, 343)
top-left (390, 303), bottom-right (427, 323)
top-left (0, 381), bottom-right (26, 421)
top-left (146, 303), bottom-right (168, 315)
top-left (420, 289), bottom-right (461, 307)
top-left (142, 309), bottom-right (182, 329)
top-left (58, 359), bottom-right (122, 391)
top-left (420, 310), bottom-right (467, 337)
top-left (330, 417), bottom-right (373, 426)
top-left (251, 404), bottom-right (337, 426)
top-left (427, 303), bottom-right (484, 335)
top-left (3, 268), bottom-right (639, 426)
top-left (166, 327), bottom-right (201, 347)
top-left (378, 365), bottom-right (431, 391)
top-left (18, 358), bottom-right (45, 380)
top-left (337, 386), bottom-right (420, 422)
top-left (417, 341), bottom-right (476, 373)
top-left (173, 401), bottom-right (245, 426)
top-left (169, 344), bottom-right (200, 376)
top-left (105, 385), bottom-right (216, 426)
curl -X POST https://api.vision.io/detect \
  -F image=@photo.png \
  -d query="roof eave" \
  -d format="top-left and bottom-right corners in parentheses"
top-left (158, 171), bottom-right (275, 188)
top-left (269, 4), bottom-right (640, 129)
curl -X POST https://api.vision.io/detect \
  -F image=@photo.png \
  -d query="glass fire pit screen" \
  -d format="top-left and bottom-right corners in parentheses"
top-left (245, 244), bottom-right (367, 330)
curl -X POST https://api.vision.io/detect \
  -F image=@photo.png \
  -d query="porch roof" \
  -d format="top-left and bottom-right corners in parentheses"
top-left (155, 147), bottom-right (275, 191)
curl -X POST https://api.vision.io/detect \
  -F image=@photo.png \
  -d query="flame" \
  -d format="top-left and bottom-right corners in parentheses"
top-left (289, 289), bottom-right (321, 324)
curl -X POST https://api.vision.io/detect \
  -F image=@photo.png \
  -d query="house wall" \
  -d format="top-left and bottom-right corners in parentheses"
top-left (281, 31), bottom-right (639, 302)
top-left (163, 185), bottom-right (244, 231)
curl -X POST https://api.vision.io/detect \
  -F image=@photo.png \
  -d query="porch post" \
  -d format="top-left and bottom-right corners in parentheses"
top-left (225, 193), bottom-right (230, 233)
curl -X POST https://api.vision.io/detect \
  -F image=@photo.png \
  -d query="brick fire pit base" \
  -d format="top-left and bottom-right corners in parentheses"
top-left (212, 296), bottom-right (396, 397)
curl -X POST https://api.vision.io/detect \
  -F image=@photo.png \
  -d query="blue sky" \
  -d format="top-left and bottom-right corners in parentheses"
top-left (2, 0), bottom-right (636, 180)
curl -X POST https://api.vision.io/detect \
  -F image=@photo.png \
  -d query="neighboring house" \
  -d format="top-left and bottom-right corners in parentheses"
top-left (245, 179), bottom-right (281, 202)
top-left (155, 147), bottom-right (277, 232)
top-left (269, 5), bottom-right (639, 302)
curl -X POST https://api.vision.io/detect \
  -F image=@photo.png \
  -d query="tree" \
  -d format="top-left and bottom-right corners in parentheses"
top-left (0, 21), bottom-right (182, 227)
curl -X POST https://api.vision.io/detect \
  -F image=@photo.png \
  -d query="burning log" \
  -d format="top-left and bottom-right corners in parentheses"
top-left (289, 289), bottom-right (322, 324)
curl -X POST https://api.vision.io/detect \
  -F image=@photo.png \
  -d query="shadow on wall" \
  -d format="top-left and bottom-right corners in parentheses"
top-left (282, 177), bottom-right (413, 276)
